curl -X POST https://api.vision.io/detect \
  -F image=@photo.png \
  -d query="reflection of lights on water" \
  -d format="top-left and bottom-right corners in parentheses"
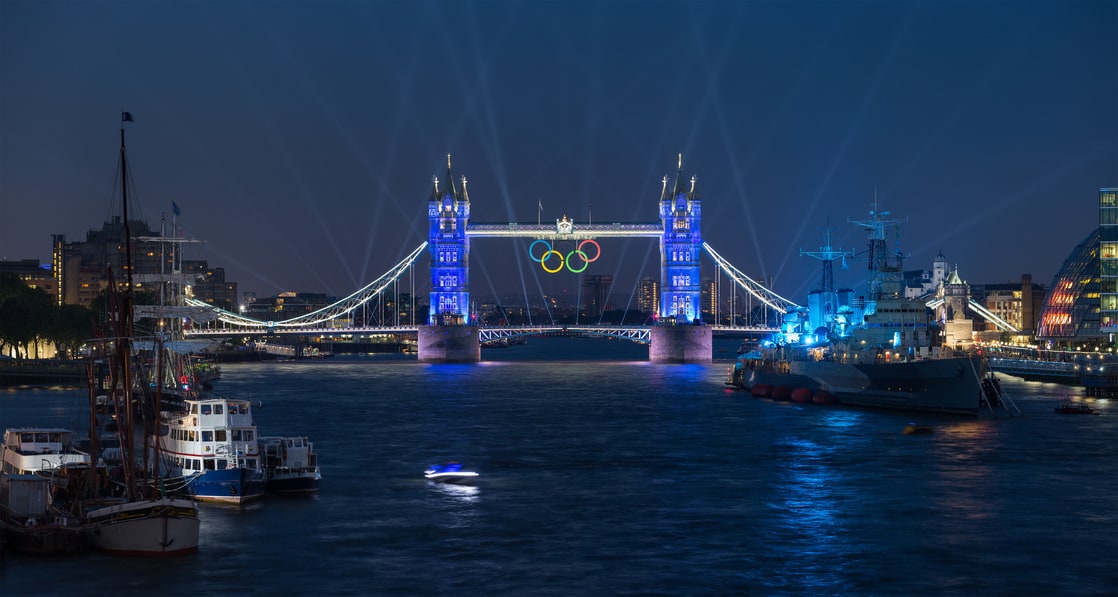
top-left (428, 481), bottom-right (480, 502)
top-left (932, 421), bottom-right (997, 440)
top-left (819, 410), bottom-right (864, 429)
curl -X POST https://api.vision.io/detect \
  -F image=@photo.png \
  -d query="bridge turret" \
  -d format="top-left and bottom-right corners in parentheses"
top-left (658, 153), bottom-right (702, 323)
top-left (427, 154), bottom-right (471, 325)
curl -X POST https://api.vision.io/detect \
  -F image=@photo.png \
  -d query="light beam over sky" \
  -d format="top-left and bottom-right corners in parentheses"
top-left (0, 1), bottom-right (1114, 303)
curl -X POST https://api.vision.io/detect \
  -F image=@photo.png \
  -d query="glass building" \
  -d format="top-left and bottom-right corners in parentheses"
top-left (1037, 188), bottom-right (1117, 348)
top-left (1099, 188), bottom-right (1117, 335)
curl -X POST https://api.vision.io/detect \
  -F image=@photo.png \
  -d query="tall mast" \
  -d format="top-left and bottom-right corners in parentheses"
top-left (119, 112), bottom-right (138, 498)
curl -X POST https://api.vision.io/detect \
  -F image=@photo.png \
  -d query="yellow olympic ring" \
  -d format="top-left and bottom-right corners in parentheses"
top-left (541, 250), bottom-right (565, 273)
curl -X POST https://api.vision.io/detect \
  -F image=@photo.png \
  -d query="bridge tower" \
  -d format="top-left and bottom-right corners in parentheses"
top-left (419, 155), bottom-right (479, 361)
top-left (650, 154), bottom-right (711, 362)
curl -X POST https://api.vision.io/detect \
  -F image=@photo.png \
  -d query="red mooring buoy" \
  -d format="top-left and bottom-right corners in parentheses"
top-left (812, 390), bottom-right (836, 405)
top-left (790, 388), bottom-right (813, 403)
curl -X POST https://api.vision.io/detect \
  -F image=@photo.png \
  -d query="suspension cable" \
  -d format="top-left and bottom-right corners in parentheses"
top-left (186, 242), bottom-right (428, 328)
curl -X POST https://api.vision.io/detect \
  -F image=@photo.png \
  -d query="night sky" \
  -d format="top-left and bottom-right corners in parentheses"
top-left (2, 1), bottom-right (1114, 307)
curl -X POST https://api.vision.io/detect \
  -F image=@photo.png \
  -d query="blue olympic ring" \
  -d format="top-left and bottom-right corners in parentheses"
top-left (527, 239), bottom-right (601, 273)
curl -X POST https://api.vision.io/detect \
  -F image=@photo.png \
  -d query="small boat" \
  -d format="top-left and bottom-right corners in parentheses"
top-left (1054, 399), bottom-right (1097, 415)
top-left (424, 462), bottom-right (479, 484)
top-left (260, 436), bottom-right (321, 494)
top-left (903, 423), bottom-right (934, 435)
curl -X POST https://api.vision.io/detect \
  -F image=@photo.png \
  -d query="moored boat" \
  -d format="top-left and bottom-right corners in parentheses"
top-left (1, 428), bottom-right (93, 476)
top-left (728, 206), bottom-right (1014, 417)
top-left (79, 114), bottom-right (200, 555)
top-left (260, 436), bottom-right (321, 494)
top-left (0, 428), bottom-right (91, 554)
top-left (154, 396), bottom-right (267, 504)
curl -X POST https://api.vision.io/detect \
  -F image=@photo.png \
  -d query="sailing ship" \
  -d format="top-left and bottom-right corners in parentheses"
top-left (77, 114), bottom-right (200, 555)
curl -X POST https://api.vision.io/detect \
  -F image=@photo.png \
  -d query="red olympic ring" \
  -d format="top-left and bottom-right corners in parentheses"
top-left (526, 239), bottom-right (602, 273)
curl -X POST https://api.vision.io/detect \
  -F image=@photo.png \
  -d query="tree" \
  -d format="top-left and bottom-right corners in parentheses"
top-left (0, 272), bottom-right (54, 358)
top-left (49, 303), bottom-right (96, 359)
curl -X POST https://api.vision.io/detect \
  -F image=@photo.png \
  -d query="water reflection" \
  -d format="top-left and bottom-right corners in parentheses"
top-left (765, 432), bottom-right (850, 592)
top-left (426, 481), bottom-right (480, 531)
top-left (427, 481), bottom-right (480, 502)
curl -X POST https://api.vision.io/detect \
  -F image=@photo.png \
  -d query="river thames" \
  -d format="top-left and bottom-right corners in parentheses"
top-left (1, 338), bottom-right (1115, 595)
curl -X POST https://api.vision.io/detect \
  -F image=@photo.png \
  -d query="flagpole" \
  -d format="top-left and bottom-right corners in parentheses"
top-left (537, 199), bottom-right (541, 227)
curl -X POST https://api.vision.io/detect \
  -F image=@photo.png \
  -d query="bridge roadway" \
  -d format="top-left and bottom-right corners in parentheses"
top-left (182, 324), bottom-right (776, 344)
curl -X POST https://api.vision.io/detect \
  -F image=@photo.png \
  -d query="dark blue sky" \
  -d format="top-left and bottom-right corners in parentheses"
top-left (1, 1), bottom-right (1114, 305)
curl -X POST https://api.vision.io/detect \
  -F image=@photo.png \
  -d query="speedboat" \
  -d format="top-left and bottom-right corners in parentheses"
top-left (424, 462), bottom-right (479, 484)
top-left (1054, 399), bottom-right (1097, 415)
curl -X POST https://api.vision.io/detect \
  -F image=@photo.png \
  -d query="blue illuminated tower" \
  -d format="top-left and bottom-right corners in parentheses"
top-left (658, 155), bottom-right (702, 322)
top-left (427, 155), bottom-right (471, 325)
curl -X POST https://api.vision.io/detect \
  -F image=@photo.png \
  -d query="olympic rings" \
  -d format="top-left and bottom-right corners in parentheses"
top-left (528, 239), bottom-right (601, 273)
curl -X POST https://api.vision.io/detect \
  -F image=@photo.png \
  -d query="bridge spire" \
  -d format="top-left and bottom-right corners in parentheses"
top-left (427, 155), bottom-right (471, 326)
top-left (658, 155), bottom-right (702, 323)
top-left (664, 152), bottom-right (697, 201)
top-left (431, 153), bottom-right (460, 201)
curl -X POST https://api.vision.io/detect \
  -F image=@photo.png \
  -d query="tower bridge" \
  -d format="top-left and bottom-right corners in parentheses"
top-left (180, 155), bottom-right (798, 362)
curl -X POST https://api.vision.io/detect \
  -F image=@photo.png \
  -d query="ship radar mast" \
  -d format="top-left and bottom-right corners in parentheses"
top-left (800, 226), bottom-right (855, 293)
top-left (849, 199), bottom-right (906, 299)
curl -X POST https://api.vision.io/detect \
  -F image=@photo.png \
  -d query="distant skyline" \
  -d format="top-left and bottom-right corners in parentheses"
top-left (1, 1), bottom-right (1114, 305)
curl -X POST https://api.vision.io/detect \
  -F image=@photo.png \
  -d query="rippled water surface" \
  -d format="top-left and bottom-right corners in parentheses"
top-left (1, 338), bottom-right (1115, 595)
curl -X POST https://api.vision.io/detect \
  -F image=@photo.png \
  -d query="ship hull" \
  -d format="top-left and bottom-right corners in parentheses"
top-left (735, 357), bottom-right (985, 416)
top-left (84, 497), bottom-right (200, 556)
top-left (186, 468), bottom-right (267, 505)
top-left (266, 472), bottom-right (320, 494)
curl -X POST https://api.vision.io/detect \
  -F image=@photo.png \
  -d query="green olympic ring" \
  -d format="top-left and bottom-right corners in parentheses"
top-left (528, 239), bottom-right (601, 273)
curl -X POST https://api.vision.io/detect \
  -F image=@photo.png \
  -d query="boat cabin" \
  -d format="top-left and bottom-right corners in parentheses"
top-left (1, 428), bottom-right (93, 475)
